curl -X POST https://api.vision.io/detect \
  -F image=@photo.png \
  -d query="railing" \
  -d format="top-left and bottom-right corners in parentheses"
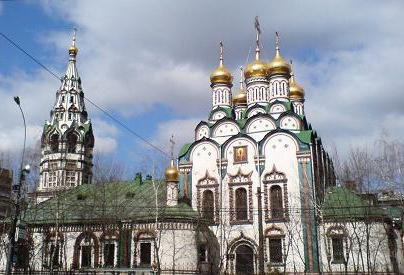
top-left (0, 269), bottom-right (155, 275)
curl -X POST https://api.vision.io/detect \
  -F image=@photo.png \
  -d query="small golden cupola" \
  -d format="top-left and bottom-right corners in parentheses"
top-left (165, 159), bottom-right (179, 182)
top-left (267, 32), bottom-right (291, 77)
top-left (210, 41), bottom-right (233, 86)
top-left (68, 28), bottom-right (78, 56)
top-left (233, 67), bottom-right (248, 120)
top-left (289, 61), bottom-right (305, 100)
top-left (232, 67), bottom-right (247, 106)
top-left (165, 158), bottom-right (179, 207)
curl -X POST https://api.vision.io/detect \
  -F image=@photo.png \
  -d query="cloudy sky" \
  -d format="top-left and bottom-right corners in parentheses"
top-left (1, 0), bottom-right (404, 172)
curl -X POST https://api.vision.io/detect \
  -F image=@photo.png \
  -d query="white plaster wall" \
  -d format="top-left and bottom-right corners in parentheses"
top-left (319, 222), bottom-right (398, 273)
top-left (247, 108), bottom-right (265, 118)
top-left (269, 76), bottom-right (289, 102)
top-left (195, 125), bottom-right (209, 140)
top-left (159, 228), bottom-right (198, 273)
top-left (261, 133), bottom-right (306, 271)
top-left (212, 122), bottom-right (240, 138)
top-left (280, 116), bottom-right (300, 131)
top-left (246, 82), bottom-right (269, 107)
top-left (245, 117), bottom-right (276, 141)
top-left (190, 142), bottom-right (220, 212)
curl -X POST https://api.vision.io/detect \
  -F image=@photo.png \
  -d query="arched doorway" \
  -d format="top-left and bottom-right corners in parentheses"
top-left (235, 245), bottom-right (254, 275)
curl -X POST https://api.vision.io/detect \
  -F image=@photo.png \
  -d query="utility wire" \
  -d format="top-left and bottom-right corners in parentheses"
top-left (0, 32), bottom-right (170, 158)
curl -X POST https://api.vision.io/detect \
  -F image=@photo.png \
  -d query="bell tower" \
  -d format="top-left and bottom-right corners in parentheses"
top-left (37, 30), bottom-right (94, 203)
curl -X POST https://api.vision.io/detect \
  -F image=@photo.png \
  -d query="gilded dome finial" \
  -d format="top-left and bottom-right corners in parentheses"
top-left (239, 66), bottom-right (244, 90)
top-left (219, 41), bottom-right (224, 67)
top-left (275, 31), bottom-right (280, 51)
top-left (69, 28), bottom-right (78, 56)
top-left (254, 16), bottom-right (261, 60)
top-left (244, 17), bottom-right (267, 79)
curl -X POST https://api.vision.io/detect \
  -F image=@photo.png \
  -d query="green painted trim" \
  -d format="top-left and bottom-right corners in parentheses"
top-left (178, 143), bottom-right (192, 159)
top-left (297, 161), bottom-right (310, 271)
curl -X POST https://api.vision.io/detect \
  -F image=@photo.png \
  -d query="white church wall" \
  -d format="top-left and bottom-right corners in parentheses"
top-left (319, 222), bottom-right (398, 273)
top-left (190, 141), bottom-right (220, 213)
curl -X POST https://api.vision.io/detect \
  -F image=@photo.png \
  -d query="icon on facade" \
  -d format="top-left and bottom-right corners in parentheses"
top-left (234, 146), bottom-right (248, 163)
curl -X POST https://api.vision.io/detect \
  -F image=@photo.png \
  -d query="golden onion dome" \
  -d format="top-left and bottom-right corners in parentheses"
top-left (165, 159), bottom-right (179, 182)
top-left (210, 65), bottom-right (233, 85)
top-left (210, 41), bottom-right (233, 86)
top-left (289, 66), bottom-right (305, 100)
top-left (268, 32), bottom-right (291, 77)
top-left (233, 92), bottom-right (247, 106)
top-left (244, 59), bottom-right (268, 79)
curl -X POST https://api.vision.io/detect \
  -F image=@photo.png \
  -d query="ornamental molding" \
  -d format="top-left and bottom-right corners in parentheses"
top-left (265, 225), bottom-right (285, 236)
top-left (263, 165), bottom-right (287, 183)
top-left (197, 170), bottom-right (218, 187)
top-left (228, 231), bottom-right (258, 254)
top-left (178, 163), bottom-right (192, 173)
top-left (245, 77), bottom-right (269, 84)
top-left (28, 221), bottom-right (197, 234)
top-left (326, 225), bottom-right (348, 236)
top-left (228, 167), bottom-right (252, 185)
top-left (297, 151), bottom-right (311, 163)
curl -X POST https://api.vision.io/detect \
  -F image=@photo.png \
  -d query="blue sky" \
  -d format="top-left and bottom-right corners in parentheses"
top-left (1, 0), bottom-right (404, 178)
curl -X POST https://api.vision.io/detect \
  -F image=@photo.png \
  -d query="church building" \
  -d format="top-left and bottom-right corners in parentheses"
top-left (0, 21), bottom-right (403, 274)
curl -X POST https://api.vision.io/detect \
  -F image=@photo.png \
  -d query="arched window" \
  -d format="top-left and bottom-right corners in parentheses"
top-left (135, 232), bottom-right (155, 267)
top-left (202, 190), bottom-right (214, 222)
top-left (235, 245), bottom-right (254, 274)
top-left (45, 232), bottom-right (64, 269)
top-left (15, 239), bottom-right (31, 269)
top-left (235, 188), bottom-right (248, 220)
top-left (50, 134), bottom-right (59, 153)
top-left (73, 232), bottom-right (99, 269)
top-left (80, 236), bottom-right (94, 268)
top-left (67, 133), bottom-right (78, 153)
top-left (101, 232), bottom-right (118, 267)
top-left (270, 185), bottom-right (283, 219)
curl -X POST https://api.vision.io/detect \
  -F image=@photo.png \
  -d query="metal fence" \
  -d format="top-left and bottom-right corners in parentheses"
top-left (0, 269), bottom-right (155, 275)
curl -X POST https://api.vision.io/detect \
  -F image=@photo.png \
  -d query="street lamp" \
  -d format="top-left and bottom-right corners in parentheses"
top-left (5, 96), bottom-right (30, 275)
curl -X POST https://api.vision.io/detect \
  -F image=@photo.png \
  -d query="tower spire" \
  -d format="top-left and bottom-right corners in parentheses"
top-left (68, 28), bottom-right (78, 58)
top-left (219, 41), bottom-right (224, 67)
top-left (254, 16), bottom-right (261, 60)
top-left (169, 134), bottom-right (175, 159)
top-left (275, 31), bottom-right (280, 53)
top-left (239, 66), bottom-right (244, 90)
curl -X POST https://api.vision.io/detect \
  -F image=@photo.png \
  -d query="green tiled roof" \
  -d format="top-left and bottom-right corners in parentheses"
top-left (296, 130), bottom-right (312, 144)
top-left (178, 143), bottom-right (192, 158)
top-left (23, 181), bottom-right (198, 226)
top-left (322, 187), bottom-right (386, 220)
top-left (237, 119), bottom-right (248, 129)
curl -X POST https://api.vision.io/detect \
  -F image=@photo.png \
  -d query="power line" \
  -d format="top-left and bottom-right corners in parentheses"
top-left (0, 32), bottom-right (170, 158)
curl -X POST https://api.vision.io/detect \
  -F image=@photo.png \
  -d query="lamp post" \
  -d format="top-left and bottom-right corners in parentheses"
top-left (5, 96), bottom-right (30, 275)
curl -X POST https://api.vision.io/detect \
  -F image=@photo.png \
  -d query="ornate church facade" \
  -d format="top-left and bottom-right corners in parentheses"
top-left (0, 22), bottom-right (403, 274)
top-left (177, 29), bottom-right (335, 273)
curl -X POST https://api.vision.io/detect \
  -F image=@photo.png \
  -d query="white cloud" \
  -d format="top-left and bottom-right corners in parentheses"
top-left (93, 136), bottom-right (117, 155)
top-left (0, 125), bottom-right (42, 153)
top-left (152, 118), bottom-right (200, 156)
top-left (2, 0), bottom-right (404, 159)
